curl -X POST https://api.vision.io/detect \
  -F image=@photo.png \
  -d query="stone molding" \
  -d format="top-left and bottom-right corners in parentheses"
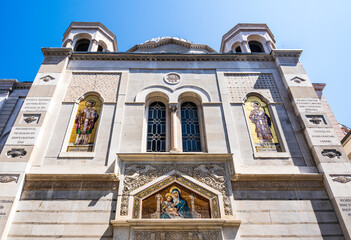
top-left (117, 153), bottom-right (232, 162)
top-left (111, 219), bottom-right (241, 228)
top-left (71, 52), bottom-right (274, 62)
top-left (24, 174), bottom-right (118, 190)
top-left (231, 174), bottom-right (324, 190)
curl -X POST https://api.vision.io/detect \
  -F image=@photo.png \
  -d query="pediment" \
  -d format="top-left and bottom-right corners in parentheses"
top-left (119, 162), bottom-right (233, 218)
top-left (131, 174), bottom-right (220, 219)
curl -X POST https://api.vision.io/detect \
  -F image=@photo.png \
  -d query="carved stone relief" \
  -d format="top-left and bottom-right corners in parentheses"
top-left (64, 73), bottom-right (120, 103)
top-left (331, 176), bottom-right (351, 184)
top-left (23, 114), bottom-right (40, 124)
top-left (225, 73), bottom-right (282, 103)
top-left (164, 73), bottom-right (180, 85)
top-left (322, 149), bottom-right (342, 159)
top-left (290, 76), bottom-right (306, 84)
top-left (306, 115), bottom-right (326, 125)
top-left (277, 56), bottom-right (299, 65)
top-left (6, 149), bottom-right (27, 158)
top-left (0, 175), bottom-right (19, 183)
top-left (40, 75), bottom-right (55, 82)
top-left (121, 163), bottom-right (232, 216)
top-left (134, 231), bottom-right (222, 240)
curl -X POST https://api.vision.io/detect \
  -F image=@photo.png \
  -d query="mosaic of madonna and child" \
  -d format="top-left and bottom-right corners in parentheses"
top-left (142, 183), bottom-right (210, 219)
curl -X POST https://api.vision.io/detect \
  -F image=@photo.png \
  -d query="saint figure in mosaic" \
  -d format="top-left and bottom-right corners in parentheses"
top-left (249, 101), bottom-right (273, 146)
top-left (67, 95), bottom-right (102, 152)
top-left (74, 100), bottom-right (99, 145)
top-left (245, 96), bottom-right (281, 152)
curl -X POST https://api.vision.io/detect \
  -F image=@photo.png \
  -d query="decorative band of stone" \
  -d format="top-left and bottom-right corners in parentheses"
top-left (231, 174), bottom-right (324, 190)
top-left (111, 219), bottom-right (241, 228)
top-left (71, 52), bottom-right (274, 62)
top-left (24, 174), bottom-right (118, 190)
top-left (117, 153), bottom-right (232, 162)
top-left (232, 173), bottom-right (323, 181)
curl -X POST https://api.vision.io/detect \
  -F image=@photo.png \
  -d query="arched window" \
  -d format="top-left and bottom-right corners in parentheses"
top-left (147, 102), bottom-right (166, 152)
top-left (244, 95), bottom-right (281, 152)
top-left (67, 95), bottom-right (101, 152)
top-left (249, 41), bottom-right (264, 53)
top-left (181, 102), bottom-right (201, 152)
top-left (235, 46), bottom-right (242, 53)
top-left (74, 39), bottom-right (90, 51)
top-left (97, 45), bottom-right (104, 52)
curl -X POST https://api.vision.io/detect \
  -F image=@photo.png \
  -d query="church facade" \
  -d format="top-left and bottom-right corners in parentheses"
top-left (0, 22), bottom-right (350, 240)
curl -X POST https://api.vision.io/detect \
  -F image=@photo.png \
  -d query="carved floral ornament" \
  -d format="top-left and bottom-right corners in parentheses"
top-left (134, 231), bottom-right (222, 240)
top-left (40, 75), bottom-right (55, 82)
top-left (164, 73), bottom-right (180, 85)
top-left (331, 175), bottom-right (351, 184)
top-left (290, 76), bottom-right (306, 84)
top-left (7, 149), bottom-right (27, 158)
top-left (322, 149), bottom-right (342, 159)
top-left (0, 175), bottom-right (19, 183)
top-left (120, 163), bottom-right (233, 217)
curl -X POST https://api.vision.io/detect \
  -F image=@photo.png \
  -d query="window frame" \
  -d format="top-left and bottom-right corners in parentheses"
top-left (143, 96), bottom-right (170, 152)
top-left (243, 94), bottom-right (290, 158)
top-left (178, 97), bottom-right (207, 153)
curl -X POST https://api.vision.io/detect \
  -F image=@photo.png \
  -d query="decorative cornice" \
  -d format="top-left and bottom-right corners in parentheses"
top-left (117, 153), bottom-right (232, 162)
top-left (271, 49), bottom-right (302, 59)
top-left (70, 52), bottom-right (273, 62)
top-left (111, 219), bottom-right (241, 228)
top-left (41, 47), bottom-right (72, 57)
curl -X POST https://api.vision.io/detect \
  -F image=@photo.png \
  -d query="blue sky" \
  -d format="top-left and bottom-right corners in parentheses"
top-left (1, 0), bottom-right (350, 127)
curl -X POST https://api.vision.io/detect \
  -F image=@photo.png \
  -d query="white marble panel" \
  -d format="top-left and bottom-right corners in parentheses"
top-left (22, 97), bottom-right (51, 112)
top-left (7, 127), bottom-right (40, 145)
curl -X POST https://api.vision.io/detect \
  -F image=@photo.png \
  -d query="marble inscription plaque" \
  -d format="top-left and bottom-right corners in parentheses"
top-left (22, 97), bottom-right (51, 112)
top-left (0, 197), bottom-right (14, 234)
top-left (306, 128), bottom-right (340, 146)
top-left (7, 127), bottom-right (40, 145)
top-left (338, 198), bottom-right (351, 217)
top-left (295, 98), bottom-right (323, 113)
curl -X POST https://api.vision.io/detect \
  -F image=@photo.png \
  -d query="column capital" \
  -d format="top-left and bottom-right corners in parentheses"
top-left (169, 103), bottom-right (178, 112)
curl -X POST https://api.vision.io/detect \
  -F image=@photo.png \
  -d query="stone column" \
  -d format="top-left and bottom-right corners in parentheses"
top-left (90, 39), bottom-right (98, 52)
top-left (65, 39), bottom-right (73, 48)
top-left (170, 103), bottom-right (179, 152)
top-left (241, 41), bottom-right (250, 53)
top-left (273, 49), bottom-right (351, 240)
top-left (265, 41), bottom-right (273, 52)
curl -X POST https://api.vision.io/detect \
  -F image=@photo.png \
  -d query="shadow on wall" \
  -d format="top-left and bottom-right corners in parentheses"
top-left (14, 186), bottom-right (118, 240)
top-left (232, 188), bottom-right (344, 239)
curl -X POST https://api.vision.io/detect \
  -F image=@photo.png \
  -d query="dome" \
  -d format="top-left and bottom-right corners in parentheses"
top-left (127, 36), bottom-right (216, 53)
top-left (142, 37), bottom-right (192, 44)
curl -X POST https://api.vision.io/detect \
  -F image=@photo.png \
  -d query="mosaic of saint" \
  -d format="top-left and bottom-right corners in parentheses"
top-left (142, 183), bottom-right (210, 219)
top-left (67, 95), bottom-right (101, 152)
top-left (245, 96), bottom-right (281, 152)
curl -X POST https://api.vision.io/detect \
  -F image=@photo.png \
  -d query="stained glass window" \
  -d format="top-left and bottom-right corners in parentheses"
top-left (181, 102), bottom-right (201, 152)
top-left (147, 102), bottom-right (166, 152)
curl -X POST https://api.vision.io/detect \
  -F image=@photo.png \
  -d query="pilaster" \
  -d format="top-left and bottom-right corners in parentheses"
top-left (0, 48), bottom-right (72, 240)
top-left (272, 49), bottom-right (351, 240)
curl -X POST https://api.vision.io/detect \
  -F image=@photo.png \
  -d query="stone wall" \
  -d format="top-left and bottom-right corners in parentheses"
top-left (234, 188), bottom-right (344, 239)
top-left (7, 179), bottom-right (117, 240)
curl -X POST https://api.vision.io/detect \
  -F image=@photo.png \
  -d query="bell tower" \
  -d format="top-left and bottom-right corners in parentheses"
top-left (62, 22), bottom-right (118, 52)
